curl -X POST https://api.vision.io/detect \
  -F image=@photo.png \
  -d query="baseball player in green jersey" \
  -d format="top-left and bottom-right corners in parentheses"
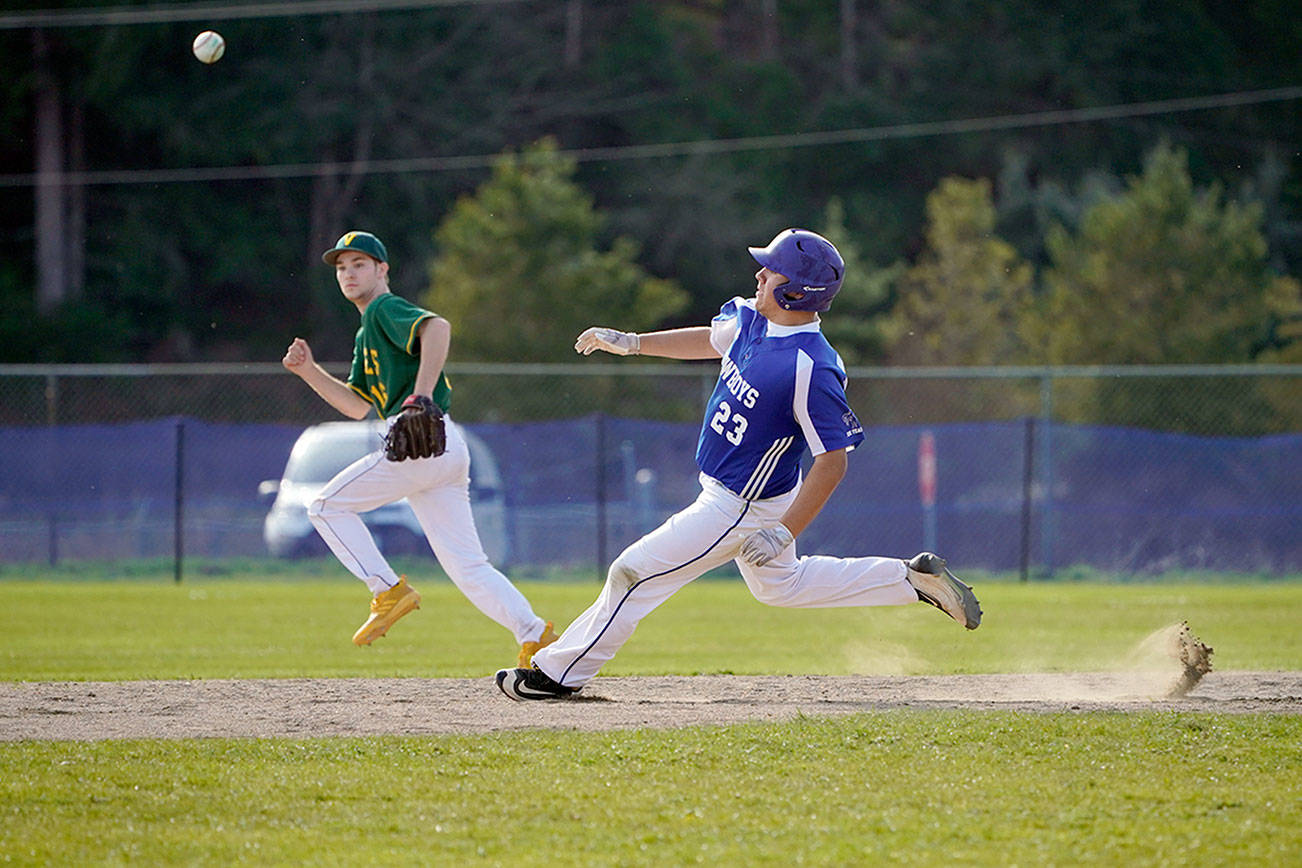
top-left (282, 230), bottom-right (558, 663)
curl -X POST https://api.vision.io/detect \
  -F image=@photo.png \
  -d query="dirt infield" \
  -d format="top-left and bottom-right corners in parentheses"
top-left (2, 671), bottom-right (1299, 742)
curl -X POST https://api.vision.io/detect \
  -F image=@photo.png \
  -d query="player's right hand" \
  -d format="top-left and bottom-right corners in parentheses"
top-left (739, 523), bottom-right (795, 567)
top-left (282, 337), bottom-right (313, 371)
top-left (575, 327), bottom-right (640, 356)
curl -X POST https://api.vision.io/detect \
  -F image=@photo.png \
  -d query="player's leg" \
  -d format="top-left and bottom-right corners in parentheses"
top-left (739, 551), bottom-right (920, 608)
top-left (734, 497), bottom-right (979, 626)
top-left (738, 547), bottom-right (980, 627)
top-left (406, 482), bottom-right (548, 646)
top-left (308, 451), bottom-right (422, 644)
top-left (404, 421), bottom-right (550, 650)
top-left (528, 482), bottom-right (743, 690)
top-left (733, 492), bottom-right (920, 609)
top-left (308, 451), bottom-right (406, 593)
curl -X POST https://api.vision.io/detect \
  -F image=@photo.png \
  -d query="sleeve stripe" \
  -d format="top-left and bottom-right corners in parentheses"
top-left (348, 383), bottom-right (376, 407)
top-left (406, 313), bottom-right (434, 354)
top-left (793, 350), bottom-right (826, 455)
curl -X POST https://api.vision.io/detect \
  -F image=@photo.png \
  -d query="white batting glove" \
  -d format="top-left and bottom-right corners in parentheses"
top-left (575, 327), bottom-right (641, 356)
top-left (739, 523), bottom-right (795, 567)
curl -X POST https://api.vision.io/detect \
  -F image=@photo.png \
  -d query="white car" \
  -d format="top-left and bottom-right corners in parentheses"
top-left (259, 420), bottom-right (509, 564)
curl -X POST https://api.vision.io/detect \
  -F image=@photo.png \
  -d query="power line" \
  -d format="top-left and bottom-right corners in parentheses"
top-left (0, 0), bottom-right (521, 30)
top-left (1, 85), bottom-right (1298, 189)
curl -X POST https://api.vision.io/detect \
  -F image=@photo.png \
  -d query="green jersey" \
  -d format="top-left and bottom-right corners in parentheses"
top-left (347, 293), bottom-right (452, 418)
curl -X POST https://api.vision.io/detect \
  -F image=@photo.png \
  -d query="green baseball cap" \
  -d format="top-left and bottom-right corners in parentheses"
top-left (322, 231), bottom-right (388, 265)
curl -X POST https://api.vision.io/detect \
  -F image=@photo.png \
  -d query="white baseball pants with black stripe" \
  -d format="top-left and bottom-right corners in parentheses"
top-left (532, 473), bottom-right (920, 688)
top-left (306, 417), bottom-right (546, 644)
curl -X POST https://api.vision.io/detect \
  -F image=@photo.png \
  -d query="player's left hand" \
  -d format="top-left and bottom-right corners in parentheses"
top-left (739, 523), bottom-right (794, 567)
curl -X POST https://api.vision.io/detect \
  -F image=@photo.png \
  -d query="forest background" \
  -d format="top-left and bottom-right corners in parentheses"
top-left (1, 0), bottom-right (1299, 384)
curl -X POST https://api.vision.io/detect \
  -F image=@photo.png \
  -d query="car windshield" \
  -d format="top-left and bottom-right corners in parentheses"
top-left (284, 434), bottom-right (378, 483)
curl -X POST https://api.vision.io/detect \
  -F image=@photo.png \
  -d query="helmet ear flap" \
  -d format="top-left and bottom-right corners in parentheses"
top-left (778, 288), bottom-right (808, 309)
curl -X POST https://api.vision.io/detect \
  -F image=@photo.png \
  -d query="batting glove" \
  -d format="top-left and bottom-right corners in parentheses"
top-left (575, 327), bottom-right (640, 356)
top-left (739, 523), bottom-right (795, 567)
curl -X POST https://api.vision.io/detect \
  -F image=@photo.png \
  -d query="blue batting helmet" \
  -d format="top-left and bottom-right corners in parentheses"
top-left (747, 229), bottom-right (844, 312)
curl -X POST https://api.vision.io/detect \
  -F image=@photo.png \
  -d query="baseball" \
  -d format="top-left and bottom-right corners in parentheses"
top-left (192, 30), bottom-right (225, 64)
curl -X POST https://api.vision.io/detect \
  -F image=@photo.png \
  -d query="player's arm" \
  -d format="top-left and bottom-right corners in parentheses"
top-left (282, 337), bottom-right (372, 420)
top-left (779, 448), bottom-right (847, 537)
top-left (738, 448), bottom-right (848, 567)
top-left (574, 326), bottom-right (720, 360)
top-left (637, 327), bottom-right (719, 359)
top-left (410, 316), bottom-right (451, 398)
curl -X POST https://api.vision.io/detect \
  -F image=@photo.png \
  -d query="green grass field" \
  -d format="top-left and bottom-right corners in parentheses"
top-left (2, 565), bottom-right (1300, 866)
top-left (2, 565), bottom-right (1299, 679)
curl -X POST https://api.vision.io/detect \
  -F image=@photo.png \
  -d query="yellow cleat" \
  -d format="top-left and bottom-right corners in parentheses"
top-left (517, 621), bottom-right (559, 668)
top-left (353, 576), bottom-right (421, 646)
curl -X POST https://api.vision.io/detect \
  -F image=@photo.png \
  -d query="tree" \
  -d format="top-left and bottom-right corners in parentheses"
top-left (870, 176), bottom-right (1040, 421)
top-left (994, 147), bottom-right (1121, 270)
top-left (817, 197), bottom-right (895, 366)
top-left (425, 139), bottom-right (689, 419)
top-left (1038, 142), bottom-right (1302, 431)
top-left (427, 138), bottom-right (686, 360)
top-left (1041, 143), bottom-right (1290, 365)
top-left (4, 2), bottom-right (1299, 367)
top-left (885, 176), bottom-right (1035, 367)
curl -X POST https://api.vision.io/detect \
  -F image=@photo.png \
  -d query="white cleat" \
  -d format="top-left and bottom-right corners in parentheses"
top-left (905, 552), bottom-right (982, 630)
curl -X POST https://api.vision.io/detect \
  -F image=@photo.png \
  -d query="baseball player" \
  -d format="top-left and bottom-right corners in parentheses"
top-left (496, 228), bottom-right (981, 701)
top-left (282, 230), bottom-right (557, 664)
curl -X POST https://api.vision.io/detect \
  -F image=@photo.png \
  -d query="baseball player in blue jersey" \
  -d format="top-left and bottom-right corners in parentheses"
top-left (496, 228), bottom-right (981, 701)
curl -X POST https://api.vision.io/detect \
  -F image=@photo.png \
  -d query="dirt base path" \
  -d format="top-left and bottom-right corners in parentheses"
top-left (2, 671), bottom-right (1299, 742)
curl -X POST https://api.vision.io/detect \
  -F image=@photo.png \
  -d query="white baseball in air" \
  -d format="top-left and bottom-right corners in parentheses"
top-left (192, 30), bottom-right (225, 64)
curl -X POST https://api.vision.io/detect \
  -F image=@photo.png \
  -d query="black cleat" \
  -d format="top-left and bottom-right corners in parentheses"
top-left (495, 666), bottom-right (579, 701)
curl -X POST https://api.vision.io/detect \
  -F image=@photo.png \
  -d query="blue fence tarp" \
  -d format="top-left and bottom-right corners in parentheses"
top-left (0, 417), bottom-right (1297, 574)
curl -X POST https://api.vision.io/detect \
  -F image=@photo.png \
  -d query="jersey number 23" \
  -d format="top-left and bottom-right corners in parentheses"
top-left (710, 401), bottom-right (748, 446)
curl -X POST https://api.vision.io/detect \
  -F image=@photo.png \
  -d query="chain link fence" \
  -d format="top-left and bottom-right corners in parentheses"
top-left (3, 362), bottom-right (1300, 432)
top-left (0, 363), bottom-right (1298, 577)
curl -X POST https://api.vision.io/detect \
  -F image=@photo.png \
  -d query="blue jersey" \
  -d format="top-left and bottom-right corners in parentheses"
top-left (695, 298), bottom-right (865, 500)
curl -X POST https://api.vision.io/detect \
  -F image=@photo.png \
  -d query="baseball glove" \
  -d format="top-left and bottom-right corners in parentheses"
top-left (384, 395), bottom-right (446, 462)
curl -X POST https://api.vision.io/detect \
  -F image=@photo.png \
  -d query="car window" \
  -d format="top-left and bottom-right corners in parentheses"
top-left (279, 426), bottom-right (500, 494)
top-left (284, 437), bottom-right (373, 483)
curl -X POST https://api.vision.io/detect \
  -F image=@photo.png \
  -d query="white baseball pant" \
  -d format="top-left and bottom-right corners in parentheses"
top-left (307, 417), bottom-right (546, 644)
top-left (532, 473), bottom-right (920, 688)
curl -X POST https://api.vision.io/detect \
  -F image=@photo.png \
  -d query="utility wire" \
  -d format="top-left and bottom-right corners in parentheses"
top-left (0, 0), bottom-right (521, 29)
top-left (2, 86), bottom-right (1298, 188)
